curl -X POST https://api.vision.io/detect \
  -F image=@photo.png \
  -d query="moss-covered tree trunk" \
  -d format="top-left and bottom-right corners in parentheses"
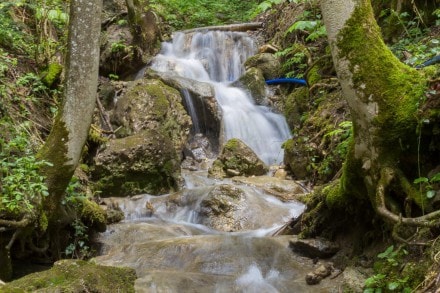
top-left (320, 0), bottom-right (438, 228)
top-left (39, 0), bottom-right (102, 220)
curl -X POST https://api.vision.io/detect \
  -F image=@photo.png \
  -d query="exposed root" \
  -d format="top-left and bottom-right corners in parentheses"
top-left (0, 217), bottom-right (31, 229)
top-left (376, 167), bottom-right (440, 228)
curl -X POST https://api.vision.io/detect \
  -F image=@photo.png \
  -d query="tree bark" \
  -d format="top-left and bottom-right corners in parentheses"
top-left (320, 0), bottom-right (433, 226)
top-left (39, 0), bottom-right (103, 216)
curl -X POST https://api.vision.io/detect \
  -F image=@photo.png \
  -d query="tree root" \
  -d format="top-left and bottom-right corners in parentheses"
top-left (376, 167), bottom-right (440, 228)
top-left (0, 217), bottom-right (31, 229)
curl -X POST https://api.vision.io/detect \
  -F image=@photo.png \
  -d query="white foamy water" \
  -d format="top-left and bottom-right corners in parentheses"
top-left (151, 31), bottom-right (291, 165)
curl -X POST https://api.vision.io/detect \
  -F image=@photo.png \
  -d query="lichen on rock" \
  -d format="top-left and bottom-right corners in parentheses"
top-left (208, 138), bottom-right (269, 178)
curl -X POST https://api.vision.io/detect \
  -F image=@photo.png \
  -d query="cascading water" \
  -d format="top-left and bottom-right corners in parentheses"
top-left (151, 31), bottom-right (291, 165)
top-left (93, 31), bottom-right (337, 292)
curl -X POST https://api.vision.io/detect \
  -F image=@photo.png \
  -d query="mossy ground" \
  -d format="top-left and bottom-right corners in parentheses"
top-left (0, 260), bottom-right (136, 293)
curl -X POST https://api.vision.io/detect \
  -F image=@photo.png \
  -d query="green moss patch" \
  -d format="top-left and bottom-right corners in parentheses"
top-left (0, 260), bottom-right (136, 293)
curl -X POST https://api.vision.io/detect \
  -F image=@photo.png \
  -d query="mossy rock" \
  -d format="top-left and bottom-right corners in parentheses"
top-left (208, 138), bottom-right (269, 178)
top-left (92, 129), bottom-right (181, 196)
top-left (112, 78), bottom-right (191, 157)
top-left (0, 259), bottom-right (136, 293)
top-left (244, 53), bottom-right (281, 80)
top-left (237, 67), bottom-right (267, 105)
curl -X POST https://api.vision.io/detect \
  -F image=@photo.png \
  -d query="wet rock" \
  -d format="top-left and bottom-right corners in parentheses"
top-left (92, 129), bottom-right (181, 196)
top-left (208, 138), bottom-right (269, 178)
top-left (305, 272), bottom-right (322, 285)
top-left (182, 134), bottom-right (215, 171)
top-left (289, 238), bottom-right (340, 259)
top-left (200, 184), bottom-right (246, 232)
top-left (244, 53), bottom-right (281, 80)
top-left (236, 67), bottom-right (267, 105)
top-left (305, 263), bottom-right (333, 285)
top-left (112, 78), bottom-right (192, 156)
top-left (148, 70), bottom-right (221, 151)
top-left (232, 175), bottom-right (308, 202)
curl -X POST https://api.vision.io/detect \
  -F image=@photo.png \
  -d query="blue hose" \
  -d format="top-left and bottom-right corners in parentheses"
top-left (416, 55), bottom-right (440, 69)
top-left (265, 78), bottom-right (307, 86)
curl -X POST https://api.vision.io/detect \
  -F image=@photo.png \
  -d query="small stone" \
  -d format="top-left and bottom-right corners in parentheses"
top-left (314, 264), bottom-right (332, 278)
top-left (305, 272), bottom-right (322, 285)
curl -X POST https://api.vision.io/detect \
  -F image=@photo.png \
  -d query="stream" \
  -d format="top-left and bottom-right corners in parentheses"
top-left (93, 30), bottom-right (338, 292)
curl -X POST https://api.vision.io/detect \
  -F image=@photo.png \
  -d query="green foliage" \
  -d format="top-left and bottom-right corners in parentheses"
top-left (150, 0), bottom-right (261, 30)
top-left (364, 246), bottom-right (411, 292)
top-left (0, 121), bottom-right (51, 215)
top-left (251, 0), bottom-right (284, 18)
top-left (414, 172), bottom-right (440, 199)
top-left (286, 19), bottom-right (326, 42)
top-left (65, 219), bottom-right (91, 259)
top-left (275, 45), bottom-right (307, 78)
top-left (384, 9), bottom-right (440, 67)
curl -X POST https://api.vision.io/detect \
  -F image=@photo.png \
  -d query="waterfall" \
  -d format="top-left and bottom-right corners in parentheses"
top-left (151, 31), bottom-right (291, 165)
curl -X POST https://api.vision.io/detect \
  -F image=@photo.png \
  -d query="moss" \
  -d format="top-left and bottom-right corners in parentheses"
top-left (337, 3), bottom-right (426, 150)
top-left (37, 117), bottom-right (73, 217)
top-left (224, 138), bottom-right (240, 151)
top-left (38, 212), bottom-right (48, 232)
top-left (284, 87), bottom-right (308, 129)
top-left (79, 198), bottom-right (106, 232)
top-left (41, 62), bottom-right (63, 88)
top-left (323, 179), bottom-right (343, 208)
top-left (0, 259), bottom-right (136, 292)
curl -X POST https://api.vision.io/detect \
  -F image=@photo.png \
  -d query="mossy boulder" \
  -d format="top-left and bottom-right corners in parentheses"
top-left (244, 53), bottom-right (281, 80)
top-left (0, 259), bottom-right (136, 292)
top-left (208, 138), bottom-right (269, 178)
top-left (92, 129), bottom-right (181, 197)
top-left (112, 78), bottom-right (191, 157)
top-left (237, 67), bottom-right (267, 105)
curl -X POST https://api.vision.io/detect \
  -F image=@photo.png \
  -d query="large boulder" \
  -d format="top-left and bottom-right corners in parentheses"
top-left (112, 78), bottom-right (191, 156)
top-left (244, 53), bottom-right (281, 80)
top-left (208, 138), bottom-right (269, 178)
top-left (236, 67), bottom-right (267, 105)
top-left (92, 129), bottom-right (181, 197)
top-left (148, 70), bottom-right (222, 151)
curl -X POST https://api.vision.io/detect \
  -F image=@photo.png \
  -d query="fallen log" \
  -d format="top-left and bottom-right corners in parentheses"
top-left (178, 22), bottom-right (263, 34)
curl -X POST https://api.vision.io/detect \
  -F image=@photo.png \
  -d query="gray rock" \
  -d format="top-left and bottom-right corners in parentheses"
top-left (244, 53), bottom-right (281, 80)
top-left (208, 138), bottom-right (269, 179)
top-left (92, 129), bottom-right (181, 196)
top-left (237, 67), bottom-right (267, 105)
top-left (112, 78), bottom-right (191, 157)
top-left (289, 238), bottom-right (340, 259)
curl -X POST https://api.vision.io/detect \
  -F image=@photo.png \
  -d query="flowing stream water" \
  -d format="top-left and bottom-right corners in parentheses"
top-left (93, 31), bottom-right (336, 292)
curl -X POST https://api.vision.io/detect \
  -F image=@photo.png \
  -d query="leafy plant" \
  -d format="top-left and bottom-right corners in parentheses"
top-left (364, 246), bottom-right (411, 293)
top-left (286, 19), bottom-right (327, 42)
top-left (65, 219), bottom-right (91, 259)
top-left (0, 121), bottom-right (52, 215)
top-left (414, 172), bottom-right (440, 199)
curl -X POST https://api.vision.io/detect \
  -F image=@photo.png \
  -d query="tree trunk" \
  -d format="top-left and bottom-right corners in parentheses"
top-left (320, 0), bottom-right (436, 228)
top-left (39, 0), bottom-right (102, 218)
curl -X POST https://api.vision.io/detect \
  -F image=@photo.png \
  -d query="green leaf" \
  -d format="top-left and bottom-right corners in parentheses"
top-left (387, 282), bottom-right (400, 290)
top-left (426, 190), bottom-right (436, 199)
top-left (414, 177), bottom-right (429, 184)
top-left (430, 172), bottom-right (440, 182)
top-left (378, 246), bottom-right (394, 259)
